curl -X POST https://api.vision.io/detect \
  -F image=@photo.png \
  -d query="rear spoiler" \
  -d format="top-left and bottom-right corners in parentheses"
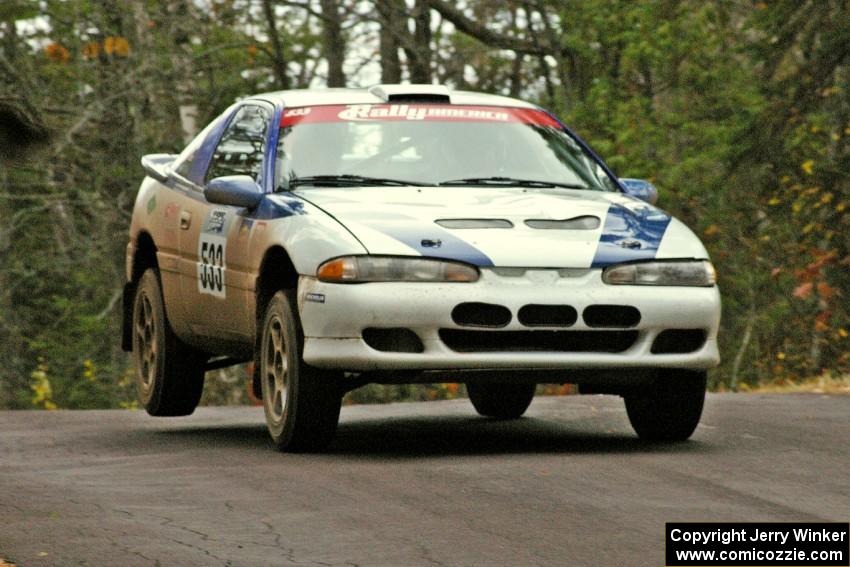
top-left (141, 153), bottom-right (177, 183)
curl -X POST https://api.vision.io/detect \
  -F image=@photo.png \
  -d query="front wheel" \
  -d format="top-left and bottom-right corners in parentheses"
top-left (259, 290), bottom-right (342, 452)
top-left (624, 369), bottom-right (707, 442)
top-left (466, 382), bottom-right (535, 419)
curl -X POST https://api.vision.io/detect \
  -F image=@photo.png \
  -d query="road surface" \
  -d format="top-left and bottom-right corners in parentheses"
top-left (1, 393), bottom-right (848, 566)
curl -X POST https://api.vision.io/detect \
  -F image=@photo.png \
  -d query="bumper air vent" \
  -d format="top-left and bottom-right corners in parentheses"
top-left (451, 302), bottom-right (512, 328)
top-left (362, 328), bottom-right (424, 353)
top-left (439, 329), bottom-right (637, 353)
top-left (583, 305), bottom-right (641, 328)
top-left (651, 329), bottom-right (707, 354)
top-left (517, 304), bottom-right (578, 328)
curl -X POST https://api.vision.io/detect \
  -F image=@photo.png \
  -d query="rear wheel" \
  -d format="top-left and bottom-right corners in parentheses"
top-left (624, 369), bottom-right (707, 442)
top-left (133, 269), bottom-right (206, 416)
top-left (466, 382), bottom-right (535, 419)
top-left (259, 290), bottom-right (343, 452)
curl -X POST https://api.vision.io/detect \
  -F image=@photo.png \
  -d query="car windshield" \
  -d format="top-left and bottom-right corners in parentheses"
top-left (274, 104), bottom-right (618, 192)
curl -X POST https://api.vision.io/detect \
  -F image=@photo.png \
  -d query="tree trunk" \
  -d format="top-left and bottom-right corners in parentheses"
top-left (377, 0), bottom-right (402, 83)
top-left (405, 0), bottom-right (431, 83)
top-left (261, 0), bottom-right (290, 90)
top-left (319, 0), bottom-right (346, 87)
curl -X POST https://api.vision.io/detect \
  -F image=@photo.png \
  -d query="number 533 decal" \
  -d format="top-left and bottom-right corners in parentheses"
top-left (198, 235), bottom-right (226, 297)
top-left (197, 209), bottom-right (230, 298)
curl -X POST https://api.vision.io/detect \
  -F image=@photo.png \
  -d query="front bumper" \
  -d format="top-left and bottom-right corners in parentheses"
top-left (298, 269), bottom-right (721, 372)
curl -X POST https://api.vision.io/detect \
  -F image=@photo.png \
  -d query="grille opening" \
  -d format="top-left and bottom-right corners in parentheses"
top-left (651, 329), bottom-right (707, 354)
top-left (583, 305), bottom-right (641, 328)
top-left (362, 328), bottom-right (424, 353)
top-left (452, 302), bottom-right (511, 328)
top-left (518, 304), bottom-right (578, 327)
top-left (439, 329), bottom-right (638, 353)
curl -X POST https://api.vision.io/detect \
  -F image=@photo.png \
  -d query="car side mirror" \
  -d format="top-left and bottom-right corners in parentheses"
top-left (619, 178), bottom-right (658, 205)
top-left (204, 175), bottom-right (264, 209)
top-left (141, 153), bottom-right (178, 183)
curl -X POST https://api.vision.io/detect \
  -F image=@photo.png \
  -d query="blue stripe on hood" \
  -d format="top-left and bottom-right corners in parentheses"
top-left (365, 220), bottom-right (495, 267)
top-left (591, 203), bottom-right (671, 267)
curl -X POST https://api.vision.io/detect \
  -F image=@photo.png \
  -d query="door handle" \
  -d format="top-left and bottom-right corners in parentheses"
top-left (179, 211), bottom-right (192, 230)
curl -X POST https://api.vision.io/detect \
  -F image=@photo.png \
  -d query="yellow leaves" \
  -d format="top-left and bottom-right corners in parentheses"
top-left (767, 196), bottom-right (781, 206)
top-left (839, 328), bottom-right (849, 338)
top-left (30, 359), bottom-right (57, 410)
top-left (703, 224), bottom-right (719, 236)
top-left (837, 202), bottom-right (847, 213)
top-left (103, 36), bottom-right (130, 57)
top-left (83, 359), bottom-right (97, 382)
top-left (82, 41), bottom-right (100, 59)
top-left (45, 43), bottom-right (70, 63)
top-left (46, 37), bottom-right (130, 63)
top-left (831, 133), bottom-right (841, 142)
top-left (801, 160), bottom-right (815, 175)
top-left (777, 352), bottom-right (786, 360)
top-left (820, 192), bottom-right (834, 204)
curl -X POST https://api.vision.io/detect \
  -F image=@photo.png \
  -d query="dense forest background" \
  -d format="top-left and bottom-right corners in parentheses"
top-left (0, 0), bottom-right (848, 409)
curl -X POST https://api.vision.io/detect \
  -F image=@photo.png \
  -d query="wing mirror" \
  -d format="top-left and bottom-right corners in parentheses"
top-left (141, 153), bottom-right (178, 183)
top-left (204, 175), bottom-right (264, 209)
top-left (619, 178), bottom-right (658, 205)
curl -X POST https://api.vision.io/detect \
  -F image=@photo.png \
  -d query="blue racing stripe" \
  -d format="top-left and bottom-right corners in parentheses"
top-left (591, 203), bottom-right (671, 267)
top-left (365, 219), bottom-right (494, 267)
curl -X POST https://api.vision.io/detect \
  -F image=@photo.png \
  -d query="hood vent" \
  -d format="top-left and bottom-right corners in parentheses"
top-left (524, 216), bottom-right (600, 230)
top-left (436, 219), bottom-right (514, 229)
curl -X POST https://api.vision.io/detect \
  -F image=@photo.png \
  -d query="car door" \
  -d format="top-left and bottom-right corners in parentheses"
top-left (177, 103), bottom-right (272, 347)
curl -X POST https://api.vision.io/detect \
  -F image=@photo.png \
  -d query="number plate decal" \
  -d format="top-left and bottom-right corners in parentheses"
top-left (197, 209), bottom-right (232, 298)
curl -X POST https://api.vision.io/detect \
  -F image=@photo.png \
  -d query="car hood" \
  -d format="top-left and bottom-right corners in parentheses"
top-left (292, 186), bottom-right (707, 268)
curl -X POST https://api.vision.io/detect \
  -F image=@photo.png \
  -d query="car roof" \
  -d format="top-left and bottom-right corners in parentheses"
top-left (247, 84), bottom-right (540, 110)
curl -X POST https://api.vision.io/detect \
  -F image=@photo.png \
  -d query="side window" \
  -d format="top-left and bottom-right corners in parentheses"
top-left (205, 105), bottom-right (271, 184)
top-left (172, 110), bottom-right (231, 185)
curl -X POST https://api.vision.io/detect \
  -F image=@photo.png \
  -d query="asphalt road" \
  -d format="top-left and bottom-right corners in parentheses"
top-left (1, 393), bottom-right (848, 567)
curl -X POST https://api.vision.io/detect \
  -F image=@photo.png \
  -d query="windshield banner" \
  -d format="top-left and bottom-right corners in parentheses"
top-left (280, 104), bottom-right (561, 128)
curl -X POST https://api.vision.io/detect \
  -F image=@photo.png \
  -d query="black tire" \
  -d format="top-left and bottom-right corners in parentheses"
top-left (259, 290), bottom-right (343, 452)
top-left (624, 369), bottom-right (707, 442)
top-left (466, 382), bottom-right (535, 419)
top-left (132, 269), bottom-right (206, 416)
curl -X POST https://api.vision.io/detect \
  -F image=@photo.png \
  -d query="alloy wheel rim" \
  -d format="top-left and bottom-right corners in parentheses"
top-left (135, 293), bottom-right (156, 390)
top-left (264, 316), bottom-right (288, 423)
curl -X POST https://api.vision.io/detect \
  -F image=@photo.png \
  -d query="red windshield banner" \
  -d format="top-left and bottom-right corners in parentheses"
top-left (280, 104), bottom-right (562, 128)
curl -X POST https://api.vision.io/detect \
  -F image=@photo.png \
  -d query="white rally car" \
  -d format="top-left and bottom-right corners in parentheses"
top-left (124, 84), bottom-right (720, 451)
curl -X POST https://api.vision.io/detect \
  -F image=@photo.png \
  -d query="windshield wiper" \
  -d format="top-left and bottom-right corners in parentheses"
top-left (288, 174), bottom-right (427, 188)
top-left (438, 177), bottom-right (586, 190)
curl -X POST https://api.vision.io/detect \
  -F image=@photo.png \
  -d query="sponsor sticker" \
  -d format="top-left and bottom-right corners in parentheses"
top-left (305, 292), bottom-right (325, 304)
top-left (280, 104), bottom-right (561, 128)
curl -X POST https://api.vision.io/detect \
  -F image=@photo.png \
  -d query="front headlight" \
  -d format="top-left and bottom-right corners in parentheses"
top-left (317, 256), bottom-right (480, 283)
top-left (602, 260), bottom-right (716, 286)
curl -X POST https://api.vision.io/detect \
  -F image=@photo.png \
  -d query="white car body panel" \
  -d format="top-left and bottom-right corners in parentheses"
top-left (126, 84), bottom-right (720, 377)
